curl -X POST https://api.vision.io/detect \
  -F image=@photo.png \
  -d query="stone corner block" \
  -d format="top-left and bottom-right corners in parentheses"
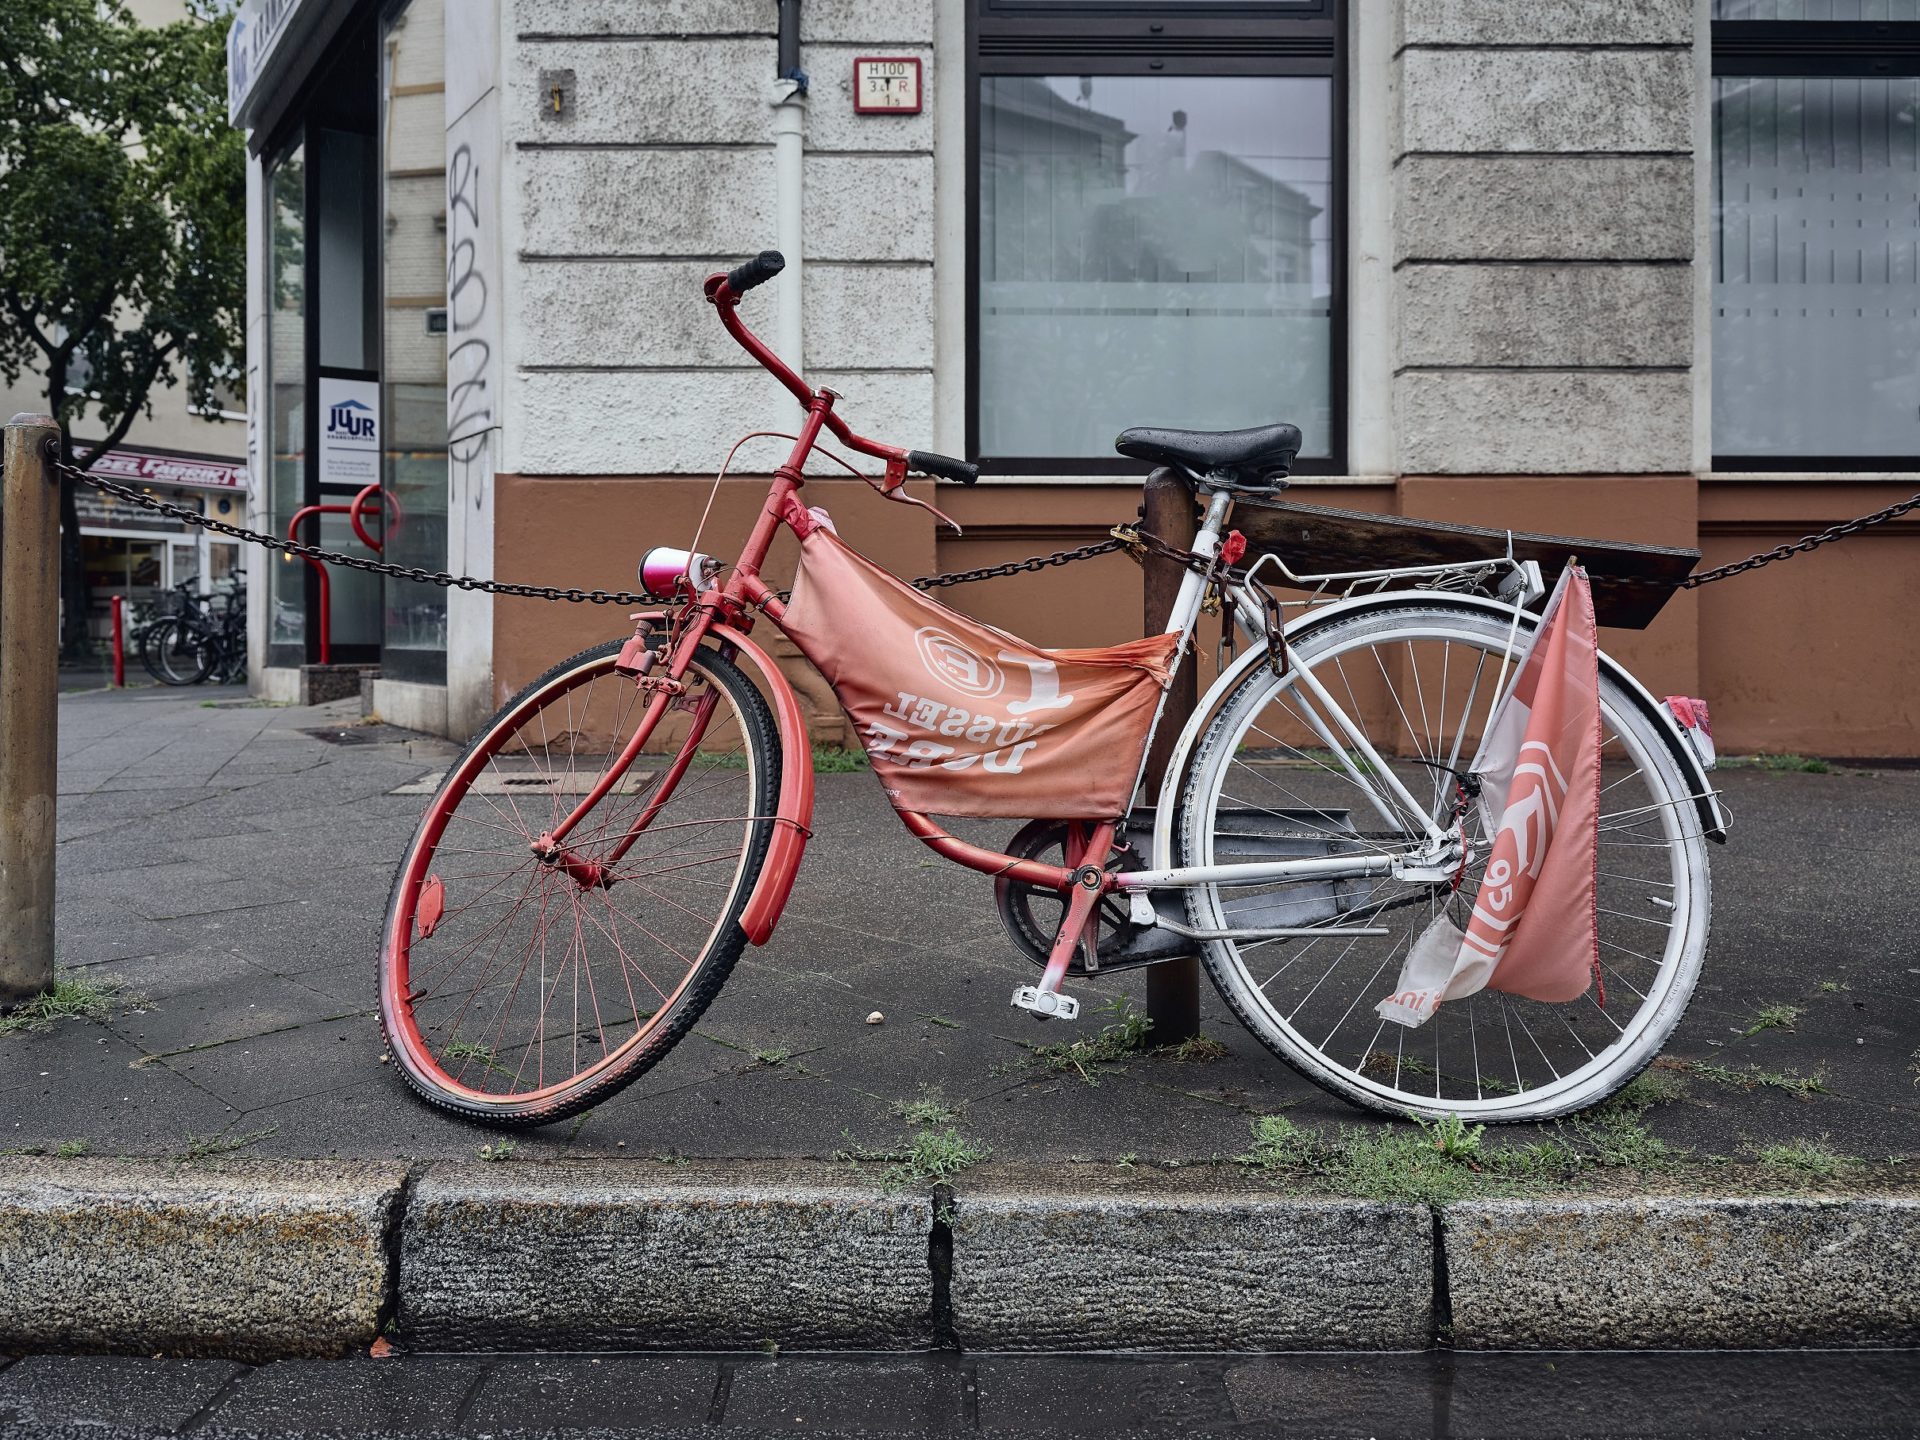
top-left (1399, 49), bottom-right (1694, 156)
top-left (1399, 263), bottom-right (1692, 369)
top-left (0, 1157), bottom-right (407, 1361)
top-left (398, 1162), bottom-right (934, 1350)
top-left (949, 1183), bottom-right (1433, 1351)
top-left (1399, 0), bottom-right (1691, 49)
top-left (1396, 369), bottom-right (1692, 475)
top-left (1445, 1196), bottom-right (1920, 1349)
top-left (1396, 155), bottom-right (1695, 263)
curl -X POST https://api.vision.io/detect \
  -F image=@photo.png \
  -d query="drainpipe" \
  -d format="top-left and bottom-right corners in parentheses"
top-left (770, 0), bottom-right (807, 370)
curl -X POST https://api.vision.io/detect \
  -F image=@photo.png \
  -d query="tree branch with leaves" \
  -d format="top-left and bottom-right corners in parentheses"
top-left (0, 0), bottom-right (244, 655)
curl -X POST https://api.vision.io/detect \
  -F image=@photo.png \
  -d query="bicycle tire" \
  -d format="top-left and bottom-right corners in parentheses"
top-left (379, 637), bottom-right (781, 1127)
top-left (1179, 597), bottom-right (1711, 1123)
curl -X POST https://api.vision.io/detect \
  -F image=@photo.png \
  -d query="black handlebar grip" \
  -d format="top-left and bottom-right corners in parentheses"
top-left (725, 250), bottom-right (786, 295)
top-left (908, 450), bottom-right (980, 486)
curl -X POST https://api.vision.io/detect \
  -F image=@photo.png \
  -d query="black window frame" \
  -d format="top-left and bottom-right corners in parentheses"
top-left (1711, 14), bottom-right (1920, 472)
top-left (966, 0), bottom-right (1347, 476)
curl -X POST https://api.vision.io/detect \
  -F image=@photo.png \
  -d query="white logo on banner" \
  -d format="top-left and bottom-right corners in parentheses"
top-left (914, 627), bottom-right (1004, 699)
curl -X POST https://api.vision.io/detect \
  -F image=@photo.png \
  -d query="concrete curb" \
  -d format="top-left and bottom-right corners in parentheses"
top-left (949, 1176), bottom-right (1432, 1351)
top-left (2, 1160), bottom-right (1917, 1357)
top-left (0, 1157), bottom-right (406, 1362)
top-left (398, 1161), bottom-right (933, 1350)
top-left (1445, 1196), bottom-right (1920, 1349)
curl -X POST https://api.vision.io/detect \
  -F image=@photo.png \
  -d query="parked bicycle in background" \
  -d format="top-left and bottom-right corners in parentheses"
top-left (141, 577), bottom-right (247, 686)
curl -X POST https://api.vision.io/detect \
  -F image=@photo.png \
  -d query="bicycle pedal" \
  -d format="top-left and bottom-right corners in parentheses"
top-left (1010, 985), bottom-right (1079, 1022)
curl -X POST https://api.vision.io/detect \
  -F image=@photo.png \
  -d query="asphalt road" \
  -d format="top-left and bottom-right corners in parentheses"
top-left (3, 1348), bottom-right (1918, 1438)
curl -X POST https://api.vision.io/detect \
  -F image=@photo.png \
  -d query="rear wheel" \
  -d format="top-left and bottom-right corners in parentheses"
top-left (1179, 599), bottom-right (1711, 1122)
top-left (143, 618), bottom-right (213, 685)
top-left (380, 638), bottom-right (781, 1126)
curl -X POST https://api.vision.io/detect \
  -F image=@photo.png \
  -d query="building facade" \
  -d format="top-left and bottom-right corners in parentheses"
top-left (229, 0), bottom-right (1920, 755)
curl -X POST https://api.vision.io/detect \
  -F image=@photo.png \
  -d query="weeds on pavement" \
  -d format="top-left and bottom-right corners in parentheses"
top-left (1718, 753), bottom-right (1832, 774)
top-left (890, 1087), bottom-right (960, 1126)
top-left (1742, 1003), bottom-right (1802, 1037)
top-left (886, 1127), bottom-right (991, 1187)
top-left (180, 1126), bottom-right (278, 1161)
top-left (0, 971), bottom-right (145, 1034)
top-left (477, 1140), bottom-right (518, 1162)
top-left (1235, 1069), bottom-right (1687, 1202)
top-left (1754, 1136), bottom-right (1854, 1178)
top-left (1680, 1058), bottom-right (1829, 1099)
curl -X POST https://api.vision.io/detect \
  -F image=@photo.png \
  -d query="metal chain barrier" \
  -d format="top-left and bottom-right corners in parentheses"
top-left (59, 460), bottom-right (1920, 600)
top-left (1664, 489), bottom-right (1920, 589)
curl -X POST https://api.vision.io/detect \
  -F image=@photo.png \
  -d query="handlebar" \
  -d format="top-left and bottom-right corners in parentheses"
top-left (706, 249), bottom-right (977, 483)
top-left (908, 450), bottom-right (978, 486)
top-left (726, 250), bottom-right (785, 295)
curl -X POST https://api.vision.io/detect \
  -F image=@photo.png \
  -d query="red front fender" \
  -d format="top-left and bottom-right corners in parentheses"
top-left (707, 620), bottom-right (814, 944)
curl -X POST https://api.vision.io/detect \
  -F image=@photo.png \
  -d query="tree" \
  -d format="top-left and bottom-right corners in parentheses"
top-left (0, 0), bottom-right (245, 656)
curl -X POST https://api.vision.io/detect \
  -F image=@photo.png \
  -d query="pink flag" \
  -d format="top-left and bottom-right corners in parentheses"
top-left (1377, 565), bottom-right (1602, 1028)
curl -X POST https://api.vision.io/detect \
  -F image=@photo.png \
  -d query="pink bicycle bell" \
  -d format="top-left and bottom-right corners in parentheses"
top-left (637, 546), bottom-right (722, 602)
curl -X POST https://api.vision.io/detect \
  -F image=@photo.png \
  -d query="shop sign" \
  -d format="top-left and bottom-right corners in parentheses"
top-left (319, 377), bottom-right (381, 487)
top-left (92, 448), bottom-right (245, 491)
top-left (227, 0), bottom-right (307, 124)
top-left (76, 486), bottom-right (198, 533)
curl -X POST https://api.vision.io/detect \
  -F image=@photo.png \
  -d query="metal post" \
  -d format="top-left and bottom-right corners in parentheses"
top-left (1140, 468), bottom-right (1201, 1044)
top-left (1, 414), bottom-right (61, 1007)
top-left (111, 595), bottom-right (125, 688)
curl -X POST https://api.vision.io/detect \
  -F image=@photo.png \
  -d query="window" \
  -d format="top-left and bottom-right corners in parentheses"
top-left (970, 2), bottom-right (1341, 474)
top-left (1711, 2), bottom-right (1920, 468)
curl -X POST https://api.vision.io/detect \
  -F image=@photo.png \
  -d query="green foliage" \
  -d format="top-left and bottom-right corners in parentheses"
top-left (0, 970), bottom-right (142, 1033)
top-left (0, 1), bottom-right (245, 649)
top-left (809, 745), bottom-right (870, 773)
top-left (1237, 1114), bottom-right (1318, 1170)
top-left (1743, 1003), bottom-right (1802, 1037)
top-left (885, 1127), bottom-right (990, 1186)
top-left (180, 1126), bottom-right (276, 1160)
top-left (1032, 996), bottom-right (1153, 1085)
top-left (0, 1), bottom-right (245, 422)
top-left (1719, 753), bottom-right (1832, 774)
top-left (890, 1088), bottom-right (959, 1127)
top-left (1754, 1137), bottom-right (1852, 1178)
top-left (54, 1139), bottom-right (89, 1157)
top-left (1683, 1059), bottom-right (1829, 1099)
top-left (752, 1046), bottom-right (791, 1067)
top-left (477, 1140), bottom-right (518, 1162)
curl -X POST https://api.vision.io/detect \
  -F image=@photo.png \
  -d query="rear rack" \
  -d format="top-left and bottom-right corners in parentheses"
top-left (1231, 495), bottom-right (1699, 630)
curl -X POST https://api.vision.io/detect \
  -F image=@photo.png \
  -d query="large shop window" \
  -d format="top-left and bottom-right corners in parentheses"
top-left (1712, 2), bottom-right (1920, 468)
top-left (970, 2), bottom-right (1341, 474)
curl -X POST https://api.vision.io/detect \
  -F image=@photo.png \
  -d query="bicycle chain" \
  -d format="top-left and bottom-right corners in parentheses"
top-left (60, 458), bottom-right (1920, 599)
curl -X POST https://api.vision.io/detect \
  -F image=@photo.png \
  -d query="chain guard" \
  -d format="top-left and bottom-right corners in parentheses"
top-left (993, 819), bottom-right (1192, 975)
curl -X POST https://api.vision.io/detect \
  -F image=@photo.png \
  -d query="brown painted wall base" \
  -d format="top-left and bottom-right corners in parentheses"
top-left (493, 473), bottom-right (1920, 758)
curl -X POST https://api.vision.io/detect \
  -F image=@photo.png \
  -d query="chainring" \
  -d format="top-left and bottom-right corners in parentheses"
top-left (992, 819), bottom-right (1160, 976)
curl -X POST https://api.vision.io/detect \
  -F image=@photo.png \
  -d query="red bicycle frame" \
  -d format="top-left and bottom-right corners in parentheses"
top-left (527, 267), bottom-right (1104, 995)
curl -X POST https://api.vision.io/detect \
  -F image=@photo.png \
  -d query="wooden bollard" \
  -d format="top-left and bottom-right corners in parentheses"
top-left (1, 414), bottom-right (61, 1007)
top-left (1140, 468), bottom-right (1201, 1045)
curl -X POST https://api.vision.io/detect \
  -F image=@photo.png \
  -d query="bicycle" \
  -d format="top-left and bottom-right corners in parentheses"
top-left (379, 250), bottom-right (1721, 1128)
top-left (143, 580), bottom-right (246, 686)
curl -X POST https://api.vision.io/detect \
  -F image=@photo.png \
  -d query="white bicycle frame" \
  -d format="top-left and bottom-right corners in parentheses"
top-left (1097, 484), bottom-right (1519, 897)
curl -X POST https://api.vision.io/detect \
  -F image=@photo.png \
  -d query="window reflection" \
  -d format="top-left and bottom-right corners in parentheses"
top-left (978, 74), bottom-right (1334, 462)
top-left (1713, 75), bottom-right (1920, 457)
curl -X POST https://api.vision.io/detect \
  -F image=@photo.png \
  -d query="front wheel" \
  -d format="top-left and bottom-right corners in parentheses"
top-left (1179, 599), bottom-right (1711, 1122)
top-left (143, 618), bottom-right (213, 685)
top-left (380, 637), bottom-right (781, 1126)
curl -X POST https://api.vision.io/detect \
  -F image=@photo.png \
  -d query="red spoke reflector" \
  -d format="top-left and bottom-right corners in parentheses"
top-left (416, 874), bottom-right (446, 940)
